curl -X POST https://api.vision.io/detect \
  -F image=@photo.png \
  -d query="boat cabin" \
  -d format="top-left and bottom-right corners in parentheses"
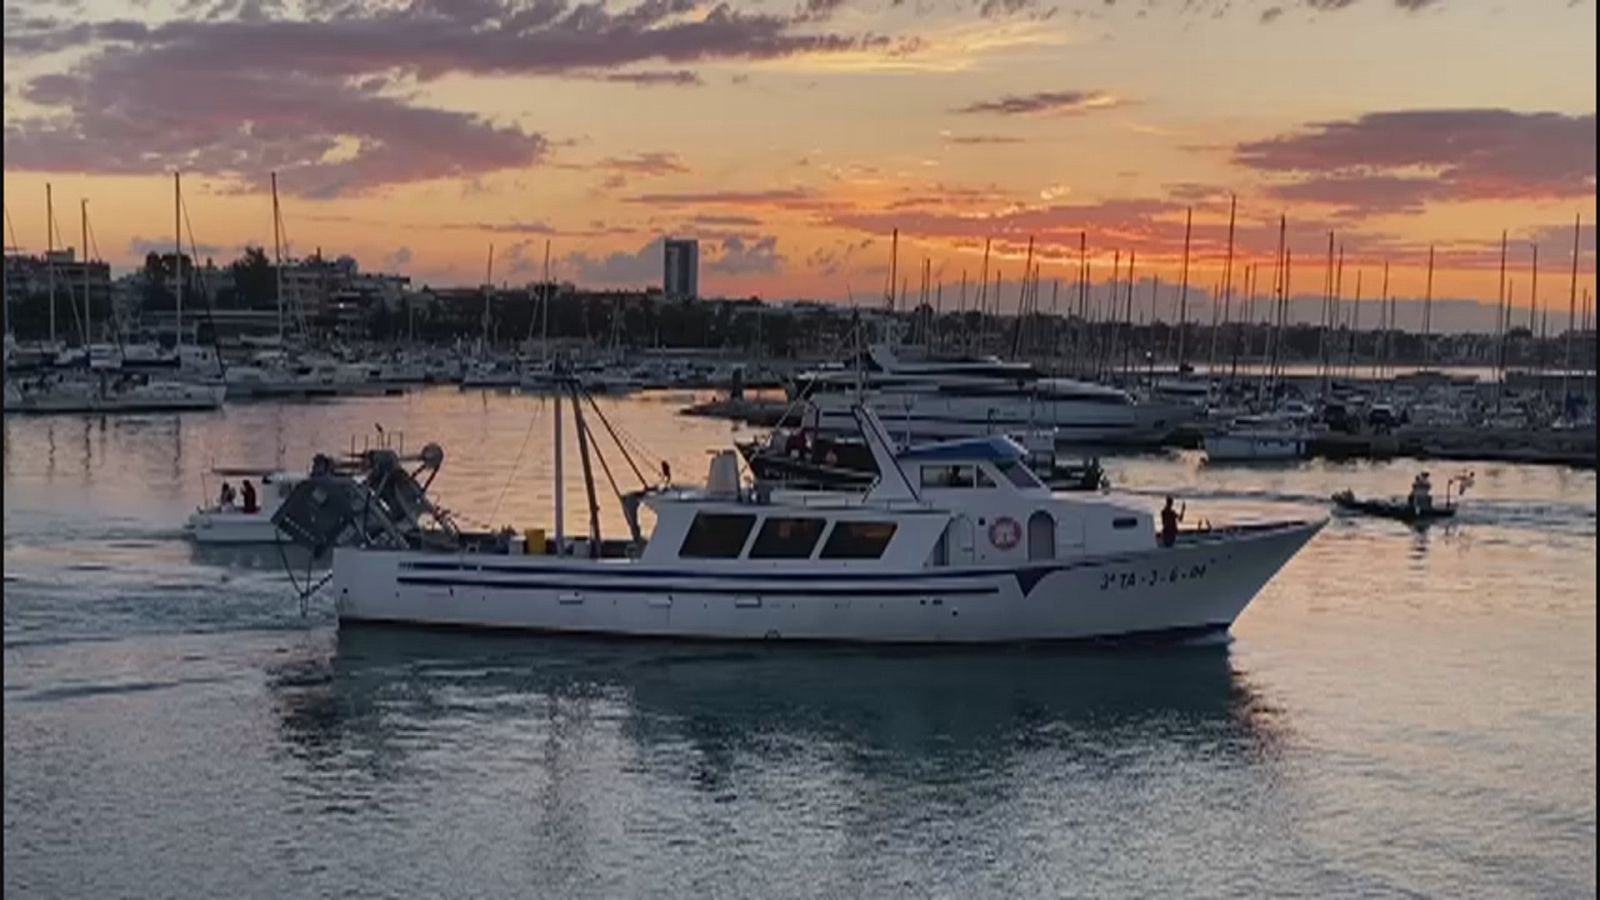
top-left (637, 434), bottom-right (1155, 570)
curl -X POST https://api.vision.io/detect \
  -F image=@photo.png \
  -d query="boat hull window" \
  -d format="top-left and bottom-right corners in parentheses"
top-left (749, 517), bottom-right (827, 559)
top-left (1027, 511), bottom-right (1055, 560)
top-left (679, 513), bottom-right (757, 558)
top-left (819, 521), bottom-right (898, 560)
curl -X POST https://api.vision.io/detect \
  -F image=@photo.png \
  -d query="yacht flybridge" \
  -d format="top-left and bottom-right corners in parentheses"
top-left (281, 380), bottom-right (1323, 643)
top-left (792, 344), bottom-right (1196, 447)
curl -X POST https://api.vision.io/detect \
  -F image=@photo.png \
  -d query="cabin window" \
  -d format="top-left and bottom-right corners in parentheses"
top-left (974, 467), bottom-right (996, 488)
top-left (921, 465), bottom-right (977, 488)
top-left (995, 459), bottom-right (1043, 489)
top-left (679, 513), bottom-right (757, 558)
top-left (1112, 517), bottom-right (1139, 530)
top-left (819, 521), bottom-right (898, 560)
top-left (748, 517), bottom-right (827, 559)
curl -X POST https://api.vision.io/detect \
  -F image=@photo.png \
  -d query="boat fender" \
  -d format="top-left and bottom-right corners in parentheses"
top-left (988, 517), bottom-right (1021, 550)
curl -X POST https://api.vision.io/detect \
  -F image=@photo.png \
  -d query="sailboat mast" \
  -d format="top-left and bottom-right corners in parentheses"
top-left (1495, 230), bottom-right (1508, 409)
top-left (81, 199), bottom-right (90, 345)
top-left (975, 238), bottom-right (991, 355)
top-left (175, 171), bottom-right (183, 350)
top-left (1562, 214), bottom-right (1579, 407)
top-left (554, 392), bottom-right (566, 553)
top-left (1423, 245), bottom-right (1434, 370)
top-left (541, 239), bottom-right (552, 365)
top-left (1220, 195), bottom-right (1236, 383)
top-left (887, 228), bottom-right (898, 314)
top-left (46, 183), bottom-right (55, 346)
top-left (1379, 260), bottom-right (1390, 379)
top-left (1123, 251), bottom-right (1136, 379)
top-left (1349, 270), bottom-right (1361, 378)
top-left (272, 172), bottom-right (284, 346)
top-left (1176, 208), bottom-right (1192, 370)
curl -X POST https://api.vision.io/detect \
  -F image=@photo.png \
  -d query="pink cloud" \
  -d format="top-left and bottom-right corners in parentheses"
top-left (1234, 109), bottom-right (1597, 215)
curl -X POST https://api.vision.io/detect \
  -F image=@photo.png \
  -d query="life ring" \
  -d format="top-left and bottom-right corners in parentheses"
top-left (988, 516), bottom-right (1021, 550)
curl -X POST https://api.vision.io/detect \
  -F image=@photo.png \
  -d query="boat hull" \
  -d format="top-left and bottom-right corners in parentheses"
top-left (330, 520), bottom-right (1323, 643)
top-left (1202, 432), bottom-right (1307, 462)
top-left (811, 393), bottom-right (1193, 446)
top-left (184, 510), bottom-right (285, 544)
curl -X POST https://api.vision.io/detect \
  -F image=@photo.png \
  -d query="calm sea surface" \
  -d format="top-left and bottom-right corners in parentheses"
top-left (4, 388), bottom-right (1595, 899)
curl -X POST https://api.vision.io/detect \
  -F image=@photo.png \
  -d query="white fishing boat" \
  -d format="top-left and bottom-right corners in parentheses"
top-left (1203, 413), bottom-right (1311, 463)
top-left (796, 344), bottom-right (1195, 447)
top-left (185, 469), bottom-right (302, 544)
top-left (290, 390), bottom-right (1324, 644)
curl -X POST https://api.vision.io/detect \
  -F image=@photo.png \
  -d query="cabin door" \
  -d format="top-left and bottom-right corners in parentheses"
top-left (949, 515), bottom-right (977, 565)
top-left (1027, 511), bottom-right (1056, 561)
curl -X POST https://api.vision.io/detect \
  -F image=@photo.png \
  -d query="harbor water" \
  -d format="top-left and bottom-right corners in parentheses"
top-left (4, 388), bottom-right (1595, 898)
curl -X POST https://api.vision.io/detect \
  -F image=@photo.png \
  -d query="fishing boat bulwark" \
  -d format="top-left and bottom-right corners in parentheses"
top-left (314, 398), bottom-right (1324, 643)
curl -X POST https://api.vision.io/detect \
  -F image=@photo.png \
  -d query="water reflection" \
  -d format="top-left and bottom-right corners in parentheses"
top-left (268, 629), bottom-right (1291, 790)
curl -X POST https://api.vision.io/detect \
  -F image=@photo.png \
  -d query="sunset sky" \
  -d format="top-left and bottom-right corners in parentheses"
top-left (3, 0), bottom-right (1596, 327)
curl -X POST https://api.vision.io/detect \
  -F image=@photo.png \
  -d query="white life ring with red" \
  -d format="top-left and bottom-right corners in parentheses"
top-left (988, 516), bottom-right (1022, 550)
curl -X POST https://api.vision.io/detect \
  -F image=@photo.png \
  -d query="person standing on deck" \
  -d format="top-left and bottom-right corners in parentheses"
top-left (1409, 472), bottom-right (1433, 513)
top-left (240, 480), bottom-right (258, 515)
top-left (1160, 496), bottom-right (1185, 547)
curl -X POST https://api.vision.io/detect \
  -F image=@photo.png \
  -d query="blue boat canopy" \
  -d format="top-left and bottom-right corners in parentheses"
top-left (896, 435), bottom-right (1026, 463)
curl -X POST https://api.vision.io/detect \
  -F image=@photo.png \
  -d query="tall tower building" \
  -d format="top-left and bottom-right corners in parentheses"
top-left (663, 238), bottom-right (699, 301)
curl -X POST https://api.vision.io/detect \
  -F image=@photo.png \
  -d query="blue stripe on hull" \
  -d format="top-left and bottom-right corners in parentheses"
top-left (337, 617), bottom-right (1234, 646)
top-left (397, 576), bottom-right (1001, 598)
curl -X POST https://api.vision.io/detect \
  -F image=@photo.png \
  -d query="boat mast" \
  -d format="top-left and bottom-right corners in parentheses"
top-left (1562, 214), bottom-right (1579, 411)
top-left (975, 237), bottom-right (990, 355)
top-left (541, 239), bottom-right (552, 366)
top-left (1231, 263), bottom-right (1250, 382)
top-left (1529, 243), bottom-right (1540, 382)
top-left (1104, 249), bottom-right (1119, 379)
top-left (46, 183), bottom-right (55, 347)
top-left (272, 172), bottom-right (284, 347)
top-left (1220, 195), bottom-right (1236, 384)
top-left (1122, 251), bottom-right (1136, 380)
top-left (81, 199), bottom-right (90, 345)
top-left (553, 391), bottom-right (565, 553)
top-left (1176, 207), bottom-right (1192, 371)
top-left (483, 243), bottom-right (494, 352)
top-left (1148, 274), bottom-right (1161, 385)
top-left (1495, 230), bottom-right (1508, 411)
top-left (1378, 260), bottom-right (1390, 380)
top-left (1261, 215), bottom-right (1285, 403)
top-left (1349, 270), bottom-right (1361, 378)
top-left (175, 171), bottom-right (183, 351)
top-left (1422, 244), bottom-right (1434, 371)
top-left (886, 228), bottom-right (898, 314)
top-left (570, 383), bottom-right (602, 555)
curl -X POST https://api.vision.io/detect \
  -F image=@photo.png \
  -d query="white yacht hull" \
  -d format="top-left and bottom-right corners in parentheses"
top-left (811, 393), bottom-right (1192, 446)
top-left (330, 520), bottom-right (1321, 643)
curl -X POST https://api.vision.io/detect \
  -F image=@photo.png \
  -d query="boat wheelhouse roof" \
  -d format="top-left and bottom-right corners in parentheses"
top-left (897, 435), bottom-right (1026, 464)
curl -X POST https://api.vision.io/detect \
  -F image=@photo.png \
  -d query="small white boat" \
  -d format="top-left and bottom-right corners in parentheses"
top-left (461, 360), bottom-right (522, 388)
top-left (304, 399), bottom-right (1325, 644)
top-left (1203, 414), bottom-right (1310, 463)
top-left (185, 470), bottom-right (302, 544)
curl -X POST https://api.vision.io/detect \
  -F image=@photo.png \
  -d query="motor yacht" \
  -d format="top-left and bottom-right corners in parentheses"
top-left (794, 344), bottom-right (1195, 447)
